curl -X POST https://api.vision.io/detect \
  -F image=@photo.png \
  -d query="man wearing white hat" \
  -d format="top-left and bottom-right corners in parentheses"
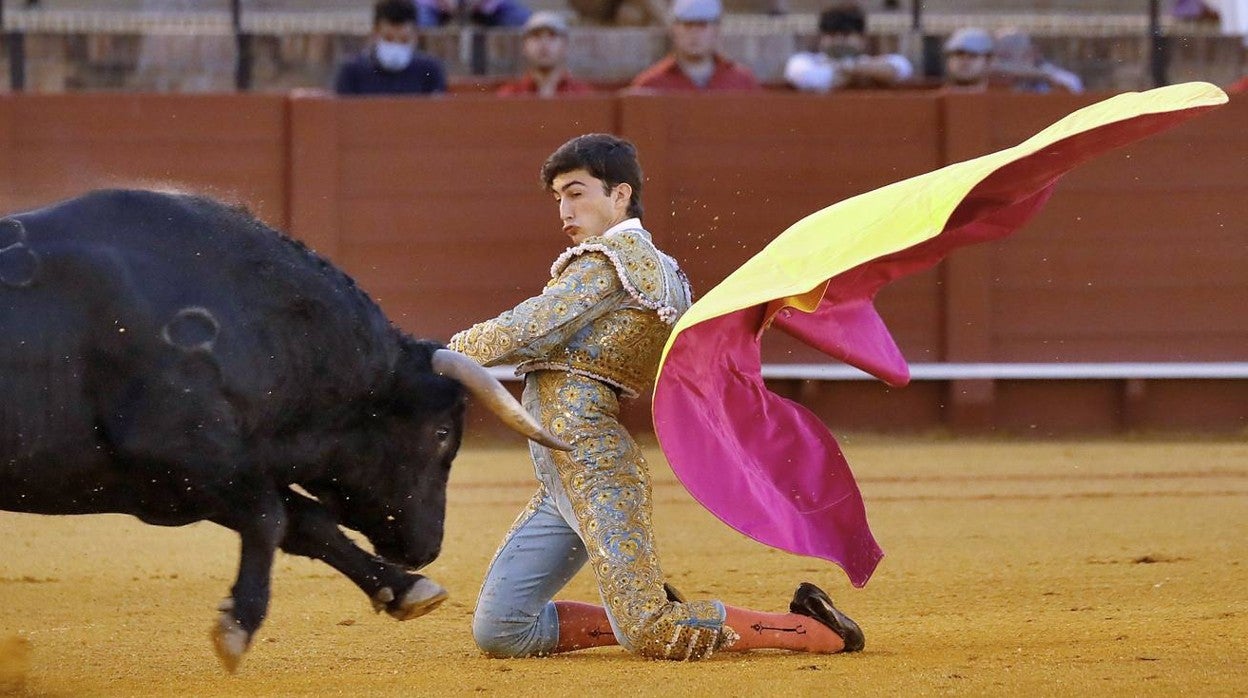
top-left (630, 0), bottom-right (760, 91)
top-left (498, 12), bottom-right (596, 97)
top-left (992, 28), bottom-right (1083, 94)
top-left (941, 27), bottom-right (994, 93)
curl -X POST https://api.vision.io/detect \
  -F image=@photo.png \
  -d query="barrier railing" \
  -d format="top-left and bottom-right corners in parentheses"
top-left (1, 0), bottom-right (1235, 91)
top-left (485, 363), bottom-right (1248, 382)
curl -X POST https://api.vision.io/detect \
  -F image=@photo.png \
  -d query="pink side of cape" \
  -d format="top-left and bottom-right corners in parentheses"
top-left (652, 107), bottom-right (1213, 587)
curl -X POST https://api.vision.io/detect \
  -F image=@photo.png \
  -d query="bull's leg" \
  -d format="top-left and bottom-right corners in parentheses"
top-left (279, 489), bottom-right (447, 620)
top-left (209, 485), bottom-right (287, 673)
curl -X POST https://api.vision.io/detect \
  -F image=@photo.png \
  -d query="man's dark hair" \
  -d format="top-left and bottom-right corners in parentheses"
top-left (540, 134), bottom-right (644, 219)
top-left (818, 3), bottom-right (866, 35)
top-left (374, 0), bottom-right (417, 26)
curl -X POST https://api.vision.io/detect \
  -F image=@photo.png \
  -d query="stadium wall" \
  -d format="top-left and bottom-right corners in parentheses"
top-left (1, 91), bottom-right (1243, 435)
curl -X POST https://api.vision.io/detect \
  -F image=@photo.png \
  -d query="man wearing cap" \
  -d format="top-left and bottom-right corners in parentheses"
top-left (784, 2), bottom-right (914, 93)
top-left (941, 27), bottom-right (993, 93)
top-left (498, 12), bottom-right (596, 97)
top-left (334, 0), bottom-right (447, 96)
top-left (630, 0), bottom-right (761, 91)
top-left (991, 28), bottom-right (1083, 94)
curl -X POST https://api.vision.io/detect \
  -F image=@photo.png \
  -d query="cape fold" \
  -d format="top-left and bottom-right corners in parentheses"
top-left (652, 83), bottom-right (1227, 587)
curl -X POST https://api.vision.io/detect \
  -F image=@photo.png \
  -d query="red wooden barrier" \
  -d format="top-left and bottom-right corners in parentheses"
top-left (0, 94), bottom-right (288, 227)
top-left (1, 91), bottom-right (1243, 433)
top-left (288, 94), bottom-right (620, 342)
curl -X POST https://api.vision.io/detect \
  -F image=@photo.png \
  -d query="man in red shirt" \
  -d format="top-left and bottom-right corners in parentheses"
top-left (629, 0), bottom-right (760, 92)
top-left (498, 12), bottom-right (596, 97)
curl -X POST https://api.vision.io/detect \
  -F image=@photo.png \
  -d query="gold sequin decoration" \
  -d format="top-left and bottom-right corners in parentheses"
top-left (530, 371), bottom-right (731, 660)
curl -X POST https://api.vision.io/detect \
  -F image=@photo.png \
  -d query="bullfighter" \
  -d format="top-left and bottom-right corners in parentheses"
top-left (448, 133), bottom-right (863, 660)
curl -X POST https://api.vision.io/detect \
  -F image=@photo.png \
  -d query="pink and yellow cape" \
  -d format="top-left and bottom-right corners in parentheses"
top-left (651, 83), bottom-right (1227, 588)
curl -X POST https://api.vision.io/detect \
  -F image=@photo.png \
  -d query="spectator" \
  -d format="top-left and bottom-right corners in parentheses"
top-left (497, 12), bottom-right (595, 97)
top-left (567, 0), bottom-right (670, 25)
top-left (334, 0), bottom-right (447, 96)
top-left (940, 27), bottom-right (993, 93)
top-left (1172, 0), bottom-right (1220, 21)
top-left (630, 0), bottom-right (761, 91)
top-left (1207, 1), bottom-right (1248, 46)
top-left (991, 28), bottom-right (1083, 94)
top-left (784, 2), bottom-right (914, 93)
top-left (415, 0), bottom-right (531, 28)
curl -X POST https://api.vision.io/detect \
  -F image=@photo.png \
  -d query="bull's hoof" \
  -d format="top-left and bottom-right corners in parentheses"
top-left (385, 577), bottom-right (449, 621)
top-left (210, 601), bottom-right (250, 673)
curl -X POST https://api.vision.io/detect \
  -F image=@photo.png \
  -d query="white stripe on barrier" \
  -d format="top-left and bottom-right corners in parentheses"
top-left (760, 363), bottom-right (1248, 381)
top-left (482, 363), bottom-right (1248, 382)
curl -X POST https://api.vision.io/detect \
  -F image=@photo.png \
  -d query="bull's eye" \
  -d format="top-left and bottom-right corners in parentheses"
top-left (435, 427), bottom-right (451, 441)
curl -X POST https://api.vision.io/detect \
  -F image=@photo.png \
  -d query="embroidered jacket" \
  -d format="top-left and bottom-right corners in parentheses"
top-left (448, 225), bottom-right (692, 398)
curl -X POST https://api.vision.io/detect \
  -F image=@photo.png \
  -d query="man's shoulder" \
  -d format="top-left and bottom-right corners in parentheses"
top-left (553, 228), bottom-right (651, 270)
top-left (711, 56), bottom-right (761, 89)
top-left (553, 230), bottom-right (690, 317)
top-left (496, 77), bottom-right (533, 96)
top-left (631, 56), bottom-right (682, 88)
top-left (559, 76), bottom-right (596, 94)
top-left (333, 52), bottom-right (374, 94)
top-left (407, 52), bottom-right (446, 75)
top-left (336, 51), bottom-right (372, 75)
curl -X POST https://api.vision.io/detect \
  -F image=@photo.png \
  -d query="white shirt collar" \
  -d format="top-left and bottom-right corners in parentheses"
top-left (602, 217), bottom-right (643, 238)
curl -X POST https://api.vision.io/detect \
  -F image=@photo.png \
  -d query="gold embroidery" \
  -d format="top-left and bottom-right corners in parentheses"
top-left (450, 244), bottom-right (691, 398)
top-left (458, 228), bottom-right (724, 660)
top-left (531, 371), bottom-right (730, 660)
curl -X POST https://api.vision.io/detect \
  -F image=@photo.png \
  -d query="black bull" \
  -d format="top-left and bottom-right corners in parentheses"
top-left (0, 189), bottom-right (566, 671)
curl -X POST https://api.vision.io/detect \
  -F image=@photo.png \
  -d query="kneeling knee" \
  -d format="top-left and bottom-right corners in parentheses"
top-left (472, 611), bottom-right (548, 658)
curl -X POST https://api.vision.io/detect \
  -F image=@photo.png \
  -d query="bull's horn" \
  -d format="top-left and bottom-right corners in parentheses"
top-left (432, 349), bottom-right (572, 451)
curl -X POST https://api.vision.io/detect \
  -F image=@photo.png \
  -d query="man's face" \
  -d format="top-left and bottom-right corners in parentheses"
top-left (944, 50), bottom-right (990, 85)
top-left (671, 20), bottom-right (719, 62)
top-left (373, 19), bottom-right (416, 47)
top-left (818, 31), bottom-right (866, 59)
top-left (551, 169), bottom-right (628, 245)
top-left (522, 29), bottom-right (567, 71)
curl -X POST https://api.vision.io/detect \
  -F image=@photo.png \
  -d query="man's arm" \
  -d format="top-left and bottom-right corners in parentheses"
top-left (448, 252), bottom-right (624, 365)
top-left (843, 54), bottom-right (913, 87)
top-left (992, 60), bottom-right (1084, 94)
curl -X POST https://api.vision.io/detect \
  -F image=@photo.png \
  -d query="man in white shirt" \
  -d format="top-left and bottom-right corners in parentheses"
top-left (784, 2), bottom-right (913, 93)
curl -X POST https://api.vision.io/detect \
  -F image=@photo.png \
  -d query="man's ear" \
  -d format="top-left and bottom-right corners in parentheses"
top-left (613, 183), bottom-right (633, 211)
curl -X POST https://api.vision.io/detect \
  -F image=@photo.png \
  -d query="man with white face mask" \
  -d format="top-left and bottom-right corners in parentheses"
top-left (334, 0), bottom-right (447, 96)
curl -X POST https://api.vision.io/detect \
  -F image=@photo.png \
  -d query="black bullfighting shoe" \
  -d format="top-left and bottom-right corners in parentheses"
top-left (789, 582), bottom-right (865, 653)
top-left (663, 582), bottom-right (688, 603)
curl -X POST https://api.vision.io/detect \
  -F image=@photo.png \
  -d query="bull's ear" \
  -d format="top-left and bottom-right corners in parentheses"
top-left (397, 338), bottom-right (443, 372)
top-left (389, 358), bottom-right (464, 416)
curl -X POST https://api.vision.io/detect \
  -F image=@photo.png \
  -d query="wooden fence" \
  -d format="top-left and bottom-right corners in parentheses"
top-left (2, 90), bottom-right (1244, 433)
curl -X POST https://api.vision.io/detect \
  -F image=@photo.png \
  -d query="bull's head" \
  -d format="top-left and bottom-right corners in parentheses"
top-left (305, 343), bottom-right (567, 571)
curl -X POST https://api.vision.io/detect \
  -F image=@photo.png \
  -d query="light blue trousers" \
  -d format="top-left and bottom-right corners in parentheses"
top-left (471, 371), bottom-right (727, 660)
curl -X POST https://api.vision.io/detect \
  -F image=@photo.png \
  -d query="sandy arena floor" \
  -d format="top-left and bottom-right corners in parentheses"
top-left (2, 437), bottom-right (1245, 696)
